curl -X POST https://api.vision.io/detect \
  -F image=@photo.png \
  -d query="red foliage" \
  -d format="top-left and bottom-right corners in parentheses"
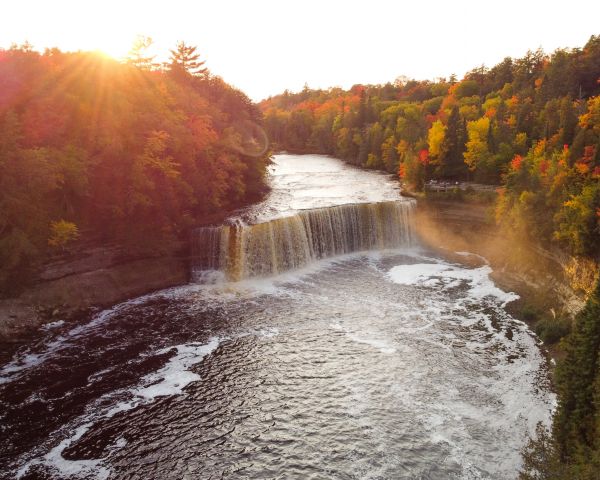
top-left (425, 113), bottom-right (439, 125)
top-left (511, 154), bottom-right (523, 171)
top-left (582, 145), bottom-right (596, 164)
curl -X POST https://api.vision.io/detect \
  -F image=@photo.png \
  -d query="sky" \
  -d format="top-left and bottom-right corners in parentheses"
top-left (1, 0), bottom-right (599, 101)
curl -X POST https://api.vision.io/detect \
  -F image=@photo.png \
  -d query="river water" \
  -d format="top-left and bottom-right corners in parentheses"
top-left (0, 154), bottom-right (554, 479)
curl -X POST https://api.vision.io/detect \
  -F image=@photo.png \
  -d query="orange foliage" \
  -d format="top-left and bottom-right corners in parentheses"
top-left (295, 100), bottom-right (320, 113)
top-left (188, 115), bottom-right (218, 152)
top-left (506, 95), bottom-right (519, 110)
top-left (575, 162), bottom-right (590, 174)
top-left (0, 46), bottom-right (270, 265)
top-left (511, 154), bottom-right (523, 171)
top-left (533, 139), bottom-right (547, 156)
top-left (398, 163), bottom-right (406, 179)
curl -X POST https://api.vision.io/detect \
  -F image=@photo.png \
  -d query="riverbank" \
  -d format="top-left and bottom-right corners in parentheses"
top-left (412, 193), bottom-right (599, 360)
top-left (0, 246), bottom-right (188, 351)
top-left (2, 183), bottom-right (596, 362)
top-left (0, 180), bottom-right (272, 350)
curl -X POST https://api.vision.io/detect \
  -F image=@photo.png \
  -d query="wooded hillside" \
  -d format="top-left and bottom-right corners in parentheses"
top-left (0, 44), bottom-right (270, 293)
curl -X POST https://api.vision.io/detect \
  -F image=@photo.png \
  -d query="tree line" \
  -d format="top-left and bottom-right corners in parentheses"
top-left (0, 40), bottom-right (270, 293)
top-left (261, 35), bottom-right (600, 478)
top-left (260, 35), bottom-right (600, 259)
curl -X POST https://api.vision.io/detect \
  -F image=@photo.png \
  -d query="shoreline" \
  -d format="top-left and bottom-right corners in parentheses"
top-left (1, 185), bottom-right (596, 367)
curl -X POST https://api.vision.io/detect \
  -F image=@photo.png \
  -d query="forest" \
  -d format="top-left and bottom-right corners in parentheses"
top-left (261, 36), bottom-right (600, 478)
top-left (0, 41), bottom-right (270, 293)
top-left (1, 32), bottom-right (600, 479)
top-left (260, 35), bottom-right (600, 259)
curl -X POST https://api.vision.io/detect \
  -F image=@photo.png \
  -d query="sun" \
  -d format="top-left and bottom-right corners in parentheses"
top-left (96, 44), bottom-right (130, 61)
top-left (90, 33), bottom-right (135, 61)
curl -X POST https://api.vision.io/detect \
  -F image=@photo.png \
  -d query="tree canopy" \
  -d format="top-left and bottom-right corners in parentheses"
top-left (260, 35), bottom-right (600, 257)
top-left (0, 43), bottom-right (269, 293)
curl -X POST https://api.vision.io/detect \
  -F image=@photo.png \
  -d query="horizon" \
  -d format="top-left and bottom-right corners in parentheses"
top-left (2, 0), bottom-right (600, 101)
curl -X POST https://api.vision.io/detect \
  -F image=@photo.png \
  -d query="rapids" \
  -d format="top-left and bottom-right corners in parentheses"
top-left (0, 154), bottom-right (554, 480)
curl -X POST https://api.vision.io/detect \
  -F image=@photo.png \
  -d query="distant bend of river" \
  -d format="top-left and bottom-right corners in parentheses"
top-left (0, 154), bottom-right (554, 480)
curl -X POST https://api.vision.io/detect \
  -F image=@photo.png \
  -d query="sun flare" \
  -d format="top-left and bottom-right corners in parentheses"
top-left (89, 33), bottom-right (136, 60)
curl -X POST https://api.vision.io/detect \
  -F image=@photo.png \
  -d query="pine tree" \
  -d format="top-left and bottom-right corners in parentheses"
top-left (487, 119), bottom-right (497, 154)
top-left (553, 281), bottom-right (600, 464)
top-left (168, 41), bottom-right (208, 76)
top-left (356, 89), bottom-right (367, 128)
top-left (438, 106), bottom-right (467, 179)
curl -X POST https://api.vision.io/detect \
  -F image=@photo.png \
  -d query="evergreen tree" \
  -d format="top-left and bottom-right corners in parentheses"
top-left (357, 130), bottom-right (369, 166)
top-left (553, 281), bottom-right (600, 465)
top-left (356, 89), bottom-right (367, 128)
top-left (168, 41), bottom-right (208, 76)
top-left (487, 119), bottom-right (497, 154)
top-left (438, 106), bottom-right (467, 179)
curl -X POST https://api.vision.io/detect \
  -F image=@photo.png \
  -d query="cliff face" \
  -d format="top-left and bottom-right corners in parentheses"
top-left (415, 199), bottom-right (599, 318)
top-left (1, 197), bottom-right (597, 345)
top-left (0, 195), bottom-right (269, 345)
top-left (0, 245), bottom-right (188, 343)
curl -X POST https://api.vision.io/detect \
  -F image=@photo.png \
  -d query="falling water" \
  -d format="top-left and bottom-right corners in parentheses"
top-left (191, 200), bottom-right (416, 281)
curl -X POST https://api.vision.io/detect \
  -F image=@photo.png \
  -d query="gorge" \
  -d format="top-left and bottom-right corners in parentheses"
top-left (0, 154), bottom-right (557, 479)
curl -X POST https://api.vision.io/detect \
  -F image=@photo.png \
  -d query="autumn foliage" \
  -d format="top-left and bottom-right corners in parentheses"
top-left (0, 45), bottom-right (269, 292)
top-left (260, 36), bottom-right (600, 258)
top-left (261, 37), bottom-right (600, 479)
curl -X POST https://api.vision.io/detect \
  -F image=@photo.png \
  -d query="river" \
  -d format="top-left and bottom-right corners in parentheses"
top-left (0, 154), bottom-right (554, 479)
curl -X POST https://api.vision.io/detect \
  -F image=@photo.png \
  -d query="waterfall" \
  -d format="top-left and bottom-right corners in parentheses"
top-left (191, 200), bottom-right (415, 282)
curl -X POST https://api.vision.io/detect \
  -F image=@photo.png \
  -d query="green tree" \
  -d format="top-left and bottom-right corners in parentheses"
top-left (48, 220), bottom-right (79, 250)
top-left (554, 182), bottom-right (600, 256)
top-left (553, 281), bottom-right (600, 468)
top-left (437, 106), bottom-right (467, 179)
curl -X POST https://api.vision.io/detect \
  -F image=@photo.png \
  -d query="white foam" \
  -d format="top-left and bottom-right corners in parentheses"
top-left (41, 320), bottom-right (65, 330)
top-left (387, 262), bottom-right (518, 306)
top-left (16, 337), bottom-right (220, 479)
top-left (454, 251), bottom-right (490, 265)
top-left (387, 263), bottom-right (451, 285)
top-left (17, 423), bottom-right (109, 480)
top-left (134, 339), bottom-right (219, 400)
top-left (113, 437), bottom-right (127, 449)
top-left (190, 269), bottom-right (226, 285)
top-left (257, 327), bottom-right (279, 338)
top-left (342, 328), bottom-right (397, 355)
top-left (0, 351), bottom-right (53, 382)
top-left (0, 292), bottom-right (169, 384)
top-left (175, 249), bottom-right (409, 305)
top-left (105, 337), bottom-right (220, 414)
